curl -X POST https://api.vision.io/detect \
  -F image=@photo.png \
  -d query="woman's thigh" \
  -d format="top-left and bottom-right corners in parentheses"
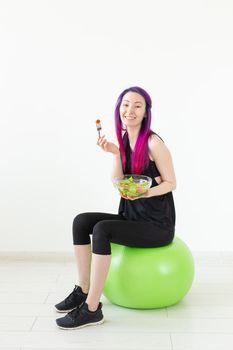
top-left (72, 212), bottom-right (126, 245)
top-left (73, 212), bottom-right (125, 232)
top-left (94, 219), bottom-right (174, 248)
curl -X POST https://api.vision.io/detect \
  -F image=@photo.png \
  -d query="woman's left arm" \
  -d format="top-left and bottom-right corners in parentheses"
top-left (145, 134), bottom-right (177, 198)
top-left (123, 134), bottom-right (177, 201)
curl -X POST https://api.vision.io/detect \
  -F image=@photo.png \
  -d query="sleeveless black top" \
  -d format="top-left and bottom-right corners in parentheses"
top-left (118, 133), bottom-right (176, 232)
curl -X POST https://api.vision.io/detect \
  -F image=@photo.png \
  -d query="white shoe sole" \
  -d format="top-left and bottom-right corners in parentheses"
top-left (56, 318), bottom-right (104, 330)
top-left (55, 307), bottom-right (76, 313)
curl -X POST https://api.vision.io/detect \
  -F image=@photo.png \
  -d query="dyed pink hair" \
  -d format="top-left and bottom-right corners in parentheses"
top-left (114, 86), bottom-right (153, 174)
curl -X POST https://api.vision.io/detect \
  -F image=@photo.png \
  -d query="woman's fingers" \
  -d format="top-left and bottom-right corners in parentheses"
top-left (97, 135), bottom-right (106, 144)
top-left (120, 194), bottom-right (138, 201)
top-left (100, 139), bottom-right (108, 148)
top-left (97, 135), bottom-right (108, 150)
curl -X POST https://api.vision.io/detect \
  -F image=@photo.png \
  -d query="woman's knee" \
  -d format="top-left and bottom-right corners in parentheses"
top-left (72, 213), bottom-right (91, 245)
top-left (73, 213), bottom-right (89, 231)
top-left (92, 222), bottom-right (111, 255)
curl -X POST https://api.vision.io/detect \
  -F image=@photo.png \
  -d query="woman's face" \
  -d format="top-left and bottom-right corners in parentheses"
top-left (119, 91), bottom-right (146, 128)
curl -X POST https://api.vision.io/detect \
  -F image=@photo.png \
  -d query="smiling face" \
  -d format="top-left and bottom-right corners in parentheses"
top-left (119, 91), bottom-right (146, 129)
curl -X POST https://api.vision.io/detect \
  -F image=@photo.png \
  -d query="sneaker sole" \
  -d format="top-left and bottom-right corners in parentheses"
top-left (55, 307), bottom-right (77, 313)
top-left (56, 318), bottom-right (104, 330)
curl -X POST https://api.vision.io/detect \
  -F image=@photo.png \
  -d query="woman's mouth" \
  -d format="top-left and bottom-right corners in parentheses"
top-left (124, 116), bottom-right (136, 120)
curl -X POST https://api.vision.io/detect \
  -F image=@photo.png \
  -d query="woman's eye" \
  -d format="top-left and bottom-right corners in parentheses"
top-left (121, 104), bottom-right (141, 108)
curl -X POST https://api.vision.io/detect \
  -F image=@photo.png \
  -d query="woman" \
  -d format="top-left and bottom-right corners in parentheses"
top-left (55, 86), bottom-right (176, 329)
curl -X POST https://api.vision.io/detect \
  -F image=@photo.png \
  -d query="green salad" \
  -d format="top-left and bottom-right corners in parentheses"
top-left (117, 176), bottom-right (149, 198)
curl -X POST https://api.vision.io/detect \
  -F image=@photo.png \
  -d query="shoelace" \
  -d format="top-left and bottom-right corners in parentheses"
top-left (68, 302), bottom-right (85, 320)
top-left (68, 302), bottom-right (101, 320)
top-left (64, 286), bottom-right (79, 304)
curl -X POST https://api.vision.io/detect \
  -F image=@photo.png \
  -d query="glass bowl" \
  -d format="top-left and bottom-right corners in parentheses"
top-left (113, 174), bottom-right (152, 198)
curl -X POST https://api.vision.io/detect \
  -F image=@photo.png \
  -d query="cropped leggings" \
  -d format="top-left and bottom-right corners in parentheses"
top-left (73, 212), bottom-right (175, 255)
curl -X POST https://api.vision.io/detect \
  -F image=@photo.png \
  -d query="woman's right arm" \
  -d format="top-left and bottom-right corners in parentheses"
top-left (97, 135), bottom-right (124, 179)
top-left (111, 152), bottom-right (123, 180)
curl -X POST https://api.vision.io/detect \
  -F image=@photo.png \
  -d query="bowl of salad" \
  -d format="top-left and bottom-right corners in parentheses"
top-left (113, 174), bottom-right (152, 198)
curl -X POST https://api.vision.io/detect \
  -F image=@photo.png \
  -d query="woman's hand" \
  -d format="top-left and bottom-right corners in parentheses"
top-left (97, 135), bottom-right (120, 155)
top-left (120, 191), bottom-right (149, 201)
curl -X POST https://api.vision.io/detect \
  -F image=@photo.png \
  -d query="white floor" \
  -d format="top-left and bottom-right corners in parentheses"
top-left (0, 251), bottom-right (233, 350)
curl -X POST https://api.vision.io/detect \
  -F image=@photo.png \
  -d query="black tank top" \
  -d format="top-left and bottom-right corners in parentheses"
top-left (118, 132), bottom-right (176, 232)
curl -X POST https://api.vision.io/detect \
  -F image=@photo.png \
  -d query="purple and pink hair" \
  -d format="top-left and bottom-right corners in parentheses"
top-left (114, 86), bottom-right (153, 174)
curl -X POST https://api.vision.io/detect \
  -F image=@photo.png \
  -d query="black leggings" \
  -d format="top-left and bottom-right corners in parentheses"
top-left (72, 212), bottom-right (174, 255)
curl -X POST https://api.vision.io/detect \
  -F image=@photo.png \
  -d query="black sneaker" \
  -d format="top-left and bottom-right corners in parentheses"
top-left (54, 285), bottom-right (87, 313)
top-left (56, 301), bottom-right (104, 329)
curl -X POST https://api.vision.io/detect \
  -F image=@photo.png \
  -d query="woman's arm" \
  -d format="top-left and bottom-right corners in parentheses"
top-left (111, 152), bottom-right (124, 180)
top-left (97, 135), bottom-right (124, 180)
top-left (145, 134), bottom-right (177, 198)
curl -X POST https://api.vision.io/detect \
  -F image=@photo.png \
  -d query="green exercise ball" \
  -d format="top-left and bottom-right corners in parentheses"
top-left (103, 237), bottom-right (195, 309)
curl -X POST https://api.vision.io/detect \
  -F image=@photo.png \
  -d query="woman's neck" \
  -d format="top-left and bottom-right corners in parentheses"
top-left (126, 126), bottom-right (140, 151)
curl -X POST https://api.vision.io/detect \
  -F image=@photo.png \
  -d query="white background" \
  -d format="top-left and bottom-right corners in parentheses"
top-left (0, 0), bottom-right (232, 252)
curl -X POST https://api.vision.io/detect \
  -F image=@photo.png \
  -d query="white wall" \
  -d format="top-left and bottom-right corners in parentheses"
top-left (0, 0), bottom-right (232, 252)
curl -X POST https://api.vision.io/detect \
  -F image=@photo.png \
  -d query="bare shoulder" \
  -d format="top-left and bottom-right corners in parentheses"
top-left (148, 134), bottom-right (174, 161)
top-left (148, 133), bottom-right (170, 157)
top-left (148, 133), bottom-right (176, 187)
top-left (148, 133), bottom-right (164, 146)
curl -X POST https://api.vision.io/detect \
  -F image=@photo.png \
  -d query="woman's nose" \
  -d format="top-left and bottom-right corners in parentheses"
top-left (127, 105), bottom-right (134, 114)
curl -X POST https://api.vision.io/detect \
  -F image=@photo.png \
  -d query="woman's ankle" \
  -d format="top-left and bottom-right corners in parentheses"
top-left (79, 285), bottom-right (89, 294)
top-left (85, 301), bottom-right (99, 312)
